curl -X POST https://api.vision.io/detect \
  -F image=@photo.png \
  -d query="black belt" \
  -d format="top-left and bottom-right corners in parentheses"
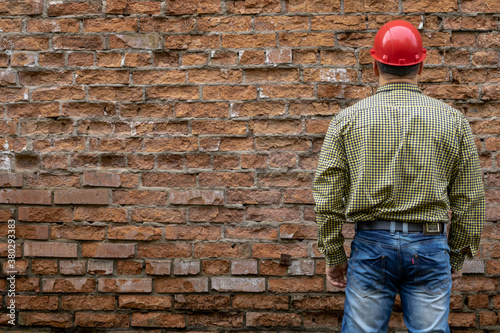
top-left (357, 220), bottom-right (445, 235)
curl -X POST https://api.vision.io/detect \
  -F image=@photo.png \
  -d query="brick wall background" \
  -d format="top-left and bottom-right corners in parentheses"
top-left (0, 0), bottom-right (498, 331)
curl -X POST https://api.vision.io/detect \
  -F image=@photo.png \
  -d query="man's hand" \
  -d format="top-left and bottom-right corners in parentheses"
top-left (326, 262), bottom-right (348, 288)
top-left (451, 268), bottom-right (462, 283)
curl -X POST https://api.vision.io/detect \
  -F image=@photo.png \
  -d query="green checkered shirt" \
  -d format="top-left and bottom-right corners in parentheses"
top-left (313, 83), bottom-right (485, 271)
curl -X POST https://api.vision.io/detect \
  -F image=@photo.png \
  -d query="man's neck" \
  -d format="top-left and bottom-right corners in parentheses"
top-left (378, 77), bottom-right (418, 86)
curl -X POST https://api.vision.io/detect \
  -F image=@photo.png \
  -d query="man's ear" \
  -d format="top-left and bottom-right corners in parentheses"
top-left (373, 61), bottom-right (379, 77)
top-left (417, 62), bottom-right (424, 75)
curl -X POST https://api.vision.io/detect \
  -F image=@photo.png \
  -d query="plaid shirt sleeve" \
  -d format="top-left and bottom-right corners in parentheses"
top-left (313, 113), bottom-right (349, 266)
top-left (447, 116), bottom-right (485, 271)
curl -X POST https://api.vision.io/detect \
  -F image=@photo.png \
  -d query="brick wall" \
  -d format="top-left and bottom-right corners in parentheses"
top-left (0, 0), bottom-right (498, 331)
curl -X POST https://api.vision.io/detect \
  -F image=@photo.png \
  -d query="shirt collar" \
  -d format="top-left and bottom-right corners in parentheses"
top-left (375, 82), bottom-right (422, 95)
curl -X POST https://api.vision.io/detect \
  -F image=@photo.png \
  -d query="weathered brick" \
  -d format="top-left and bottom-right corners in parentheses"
top-left (268, 277), bottom-right (324, 293)
top-left (51, 225), bottom-right (106, 241)
top-left (119, 295), bottom-right (172, 310)
top-left (0, 189), bottom-right (50, 205)
top-left (227, 0), bottom-right (281, 14)
top-left (247, 312), bottom-right (301, 327)
top-left (137, 243), bottom-right (191, 258)
top-left (54, 189), bottom-right (108, 205)
top-left (9, 295), bottom-right (58, 310)
top-left (88, 260), bottom-right (114, 275)
top-left (98, 278), bottom-right (152, 293)
top-left (18, 312), bottom-right (72, 328)
top-left (212, 277), bottom-right (265, 292)
top-left (175, 294), bottom-right (230, 310)
top-left (170, 190), bottom-right (224, 205)
top-left (107, 0), bottom-right (162, 14)
top-left (231, 259), bottom-right (258, 275)
top-left (59, 260), bottom-right (86, 275)
top-left (195, 243), bottom-right (250, 258)
top-left (24, 242), bottom-right (77, 258)
top-left (108, 226), bottom-right (162, 241)
top-left (42, 278), bottom-right (95, 293)
top-left (155, 277), bottom-right (208, 293)
top-left (82, 243), bottom-right (135, 258)
top-left (75, 313), bottom-right (129, 328)
top-left (165, 225), bottom-right (221, 241)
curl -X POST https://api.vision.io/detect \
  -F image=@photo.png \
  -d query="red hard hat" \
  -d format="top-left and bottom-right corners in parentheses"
top-left (370, 20), bottom-right (426, 66)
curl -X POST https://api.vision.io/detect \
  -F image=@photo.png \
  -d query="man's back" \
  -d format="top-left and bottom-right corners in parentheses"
top-left (327, 83), bottom-right (481, 223)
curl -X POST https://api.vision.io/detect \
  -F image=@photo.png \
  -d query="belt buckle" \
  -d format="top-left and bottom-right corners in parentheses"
top-left (423, 222), bottom-right (441, 235)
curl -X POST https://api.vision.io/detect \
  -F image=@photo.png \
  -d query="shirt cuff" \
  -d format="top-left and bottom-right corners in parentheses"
top-left (323, 249), bottom-right (348, 267)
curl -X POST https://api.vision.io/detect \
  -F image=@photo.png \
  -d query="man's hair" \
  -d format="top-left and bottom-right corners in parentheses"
top-left (377, 61), bottom-right (420, 77)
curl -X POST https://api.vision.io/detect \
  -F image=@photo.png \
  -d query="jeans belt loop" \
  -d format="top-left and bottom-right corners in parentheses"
top-left (402, 222), bottom-right (409, 235)
top-left (389, 221), bottom-right (396, 235)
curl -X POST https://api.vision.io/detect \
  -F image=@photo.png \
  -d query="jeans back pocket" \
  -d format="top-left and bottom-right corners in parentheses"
top-left (349, 244), bottom-right (386, 297)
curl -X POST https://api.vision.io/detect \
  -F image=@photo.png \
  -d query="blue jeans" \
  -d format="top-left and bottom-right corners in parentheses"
top-left (341, 228), bottom-right (452, 333)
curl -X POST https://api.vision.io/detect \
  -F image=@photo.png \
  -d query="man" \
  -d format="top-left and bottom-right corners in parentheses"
top-left (313, 20), bottom-right (485, 332)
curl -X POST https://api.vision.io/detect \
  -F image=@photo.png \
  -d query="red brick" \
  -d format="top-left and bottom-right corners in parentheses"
top-left (175, 295), bottom-right (230, 310)
top-left (51, 225), bottom-right (106, 241)
top-left (256, 16), bottom-right (308, 31)
top-left (468, 294), bottom-right (489, 308)
top-left (170, 190), bottom-right (224, 205)
top-left (202, 259), bottom-right (230, 275)
top-left (0, 189), bottom-right (50, 205)
top-left (18, 312), bottom-right (72, 328)
top-left (211, 277), bottom-right (265, 292)
top-left (143, 137), bottom-right (198, 152)
top-left (42, 278), bottom-right (95, 293)
top-left (199, 172), bottom-right (254, 187)
top-left (75, 313), bottom-right (129, 328)
top-left (452, 276), bottom-right (497, 292)
top-left (2, 259), bottom-right (28, 275)
top-left (18, 207), bottom-right (71, 222)
top-left (82, 172), bottom-right (138, 188)
top-left (155, 277), bottom-right (208, 293)
top-left (188, 315), bottom-right (240, 330)
top-left (166, 225), bottom-right (221, 241)
top-left (112, 190), bottom-right (167, 205)
top-left (247, 312), bottom-right (301, 327)
top-left (0, 209), bottom-right (13, 222)
top-left (73, 207), bottom-right (127, 222)
top-left (131, 207), bottom-right (186, 223)
top-left (246, 206), bottom-right (300, 222)
top-left (166, 35), bottom-right (219, 50)
top-left (225, 227), bottom-right (278, 240)
top-left (107, 0), bottom-right (162, 14)
top-left (280, 224), bottom-right (317, 240)
top-left (227, 0), bottom-right (280, 13)
top-left (131, 312), bottom-right (185, 328)
top-left (403, 0), bottom-right (457, 12)
top-left (252, 243), bottom-right (308, 259)
top-left (82, 243), bottom-right (135, 258)
top-left (87, 260), bottom-right (114, 275)
top-left (448, 312), bottom-right (476, 327)
top-left (31, 259), bottom-right (57, 275)
top-left (137, 243), bottom-right (191, 258)
top-left (233, 295), bottom-right (289, 309)
top-left (54, 189), bottom-right (108, 205)
top-left (287, 0), bottom-right (340, 12)
top-left (462, 0), bottom-right (500, 12)
top-left (292, 295), bottom-right (345, 309)
top-left (119, 295), bottom-right (172, 310)
top-left (195, 243), bottom-right (250, 258)
top-left (231, 259), bottom-right (258, 275)
top-left (268, 277), bottom-right (324, 293)
top-left (9, 295), bottom-right (58, 310)
top-left (108, 226), bottom-right (162, 241)
top-left (203, 85), bottom-right (257, 101)
top-left (117, 260), bottom-right (143, 275)
top-left (173, 260), bottom-right (200, 275)
top-left (258, 172), bottom-right (314, 187)
top-left (58, 260), bottom-right (85, 276)
top-left (0, 173), bottom-right (22, 187)
top-left (24, 242), bottom-right (77, 258)
top-left (98, 278), bottom-right (152, 293)
top-left (227, 189), bottom-right (281, 204)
